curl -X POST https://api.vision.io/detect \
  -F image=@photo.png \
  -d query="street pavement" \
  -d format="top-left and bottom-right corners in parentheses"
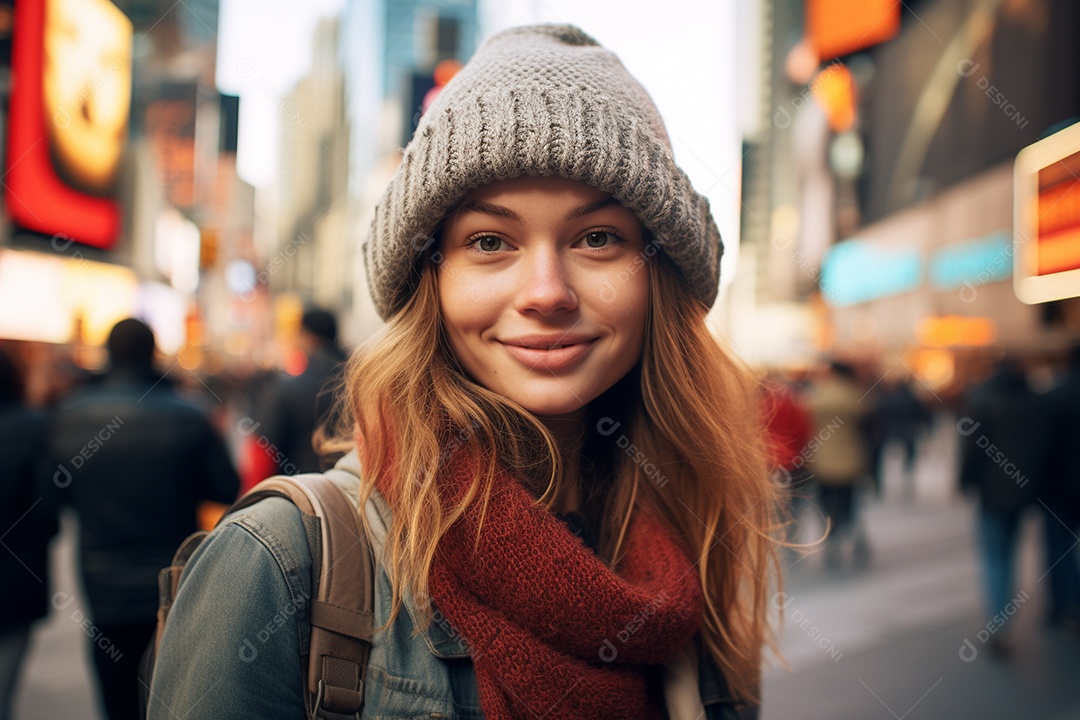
top-left (12, 432), bottom-right (1080, 720)
top-left (15, 512), bottom-right (101, 720)
top-left (763, 433), bottom-right (1080, 720)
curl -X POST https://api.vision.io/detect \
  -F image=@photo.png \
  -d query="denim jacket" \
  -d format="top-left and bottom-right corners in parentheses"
top-left (147, 451), bottom-right (754, 720)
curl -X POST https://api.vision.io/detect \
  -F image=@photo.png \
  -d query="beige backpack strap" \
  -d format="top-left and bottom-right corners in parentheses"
top-left (239, 474), bottom-right (374, 720)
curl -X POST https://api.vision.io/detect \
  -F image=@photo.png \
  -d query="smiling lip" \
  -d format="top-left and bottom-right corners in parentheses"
top-left (499, 334), bottom-right (599, 372)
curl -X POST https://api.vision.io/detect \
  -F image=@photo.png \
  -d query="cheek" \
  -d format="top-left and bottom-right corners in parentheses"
top-left (609, 272), bottom-right (649, 354)
top-left (437, 264), bottom-right (487, 353)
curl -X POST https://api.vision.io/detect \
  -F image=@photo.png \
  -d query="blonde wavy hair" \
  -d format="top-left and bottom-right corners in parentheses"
top-left (320, 246), bottom-right (783, 703)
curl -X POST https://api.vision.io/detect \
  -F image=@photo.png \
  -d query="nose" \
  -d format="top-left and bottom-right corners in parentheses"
top-left (514, 246), bottom-right (578, 315)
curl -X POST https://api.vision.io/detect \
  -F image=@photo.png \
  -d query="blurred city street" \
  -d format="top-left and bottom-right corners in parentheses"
top-left (12, 423), bottom-right (1079, 720)
top-left (762, 424), bottom-right (1080, 720)
top-left (3, 0), bottom-right (1080, 718)
top-left (766, 500), bottom-right (1080, 720)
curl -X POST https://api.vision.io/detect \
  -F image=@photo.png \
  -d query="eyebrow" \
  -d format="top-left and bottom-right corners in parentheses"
top-left (565, 197), bottom-right (619, 220)
top-left (457, 196), bottom-right (620, 222)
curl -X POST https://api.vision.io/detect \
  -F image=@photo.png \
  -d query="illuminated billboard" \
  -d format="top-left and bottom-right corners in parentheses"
top-left (806, 0), bottom-right (900, 61)
top-left (1014, 120), bottom-right (1080, 304)
top-left (5, 0), bottom-right (133, 249)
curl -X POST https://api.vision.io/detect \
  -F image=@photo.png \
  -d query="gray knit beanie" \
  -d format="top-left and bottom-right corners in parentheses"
top-left (364, 24), bottom-right (723, 319)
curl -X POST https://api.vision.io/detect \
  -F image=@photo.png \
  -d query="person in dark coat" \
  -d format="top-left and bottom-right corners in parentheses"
top-left (959, 357), bottom-right (1052, 656)
top-left (47, 319), bottom-right (238, 720)
top-left (1043, 344), bottom-right (1080, 632)
top-left (0, 348), bottom-right (56, 720)
top-left (869, 376), bottom-right (931, 500)
top-left (241, 308), bottom-right (347, 491)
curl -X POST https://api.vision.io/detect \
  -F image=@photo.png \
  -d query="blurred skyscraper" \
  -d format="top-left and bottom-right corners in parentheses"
top-left (335, 0), bottom-right (479, 342)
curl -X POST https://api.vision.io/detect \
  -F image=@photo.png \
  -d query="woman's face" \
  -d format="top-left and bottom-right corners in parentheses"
top-left (437, 176), bottom-right (649, 420)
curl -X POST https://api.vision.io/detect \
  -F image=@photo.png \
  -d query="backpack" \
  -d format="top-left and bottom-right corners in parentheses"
top-left (139, 471), bottom-right (375, 720)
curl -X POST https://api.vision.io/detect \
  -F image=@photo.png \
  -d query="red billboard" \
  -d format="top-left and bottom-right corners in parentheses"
top-left (5, 0), bottom-right (133, 249)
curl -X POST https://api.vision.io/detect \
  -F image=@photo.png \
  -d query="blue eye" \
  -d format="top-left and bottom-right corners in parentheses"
top-left (583, 231), bottom-right (617, 248)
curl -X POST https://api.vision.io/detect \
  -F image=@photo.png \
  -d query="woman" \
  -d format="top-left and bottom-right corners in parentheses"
top-left (149, 24), bottom-right (781, 720)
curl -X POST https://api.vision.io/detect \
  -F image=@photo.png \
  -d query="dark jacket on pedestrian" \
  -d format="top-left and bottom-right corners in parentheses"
top-left (960, 365), bottom-right (1051, 514)
top-left (48, 368), bottom-right (239, 624)
top-left (1045, 352), bottom-right (1080, 522)
top-left (0, 402), bottom-right (56, 629)
top-left (256, 342), bottom-right (347, 476)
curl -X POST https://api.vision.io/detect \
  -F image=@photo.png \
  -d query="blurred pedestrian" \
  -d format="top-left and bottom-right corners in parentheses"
top-left (959, 357), bottom-right (1052, 656)
top-left (148, 25), bottom-right (782, 719)
top-left (763, 372), bottom-right (814, 545)
top-left (804, 360), bottom-right (874, 570)
top-left (0, 348), bottom-right (56, 720)
top-left (1044, 344), bottom-right (1080, 634)
top-left (869, 374), bottom-right (931, 500)
top-left (241, 307), bottom-right (347, 492)
top-left (47, 318), bottom-right (238, 720)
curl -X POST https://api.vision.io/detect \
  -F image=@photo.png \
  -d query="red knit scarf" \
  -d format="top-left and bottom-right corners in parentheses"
top-left (380, 450), bottom-right (703, 720)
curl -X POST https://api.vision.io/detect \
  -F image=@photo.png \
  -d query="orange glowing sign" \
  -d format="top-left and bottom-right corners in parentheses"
top-left (806, 0), bottom-right (900, 61)
top-left (916, 316), bottom-right (996, 348)
top-left (1014, 121), bottom-right (1080, 303)
top-left (5, 0), bottom-right (132, 249)
top-left (811, 64), bottom-right (857, 132)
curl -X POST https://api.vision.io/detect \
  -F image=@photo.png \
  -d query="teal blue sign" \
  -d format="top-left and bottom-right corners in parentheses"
top-left (821, 241), bottom-right (922, 306)
top-left (929, 232), bottom-right (1013, 289)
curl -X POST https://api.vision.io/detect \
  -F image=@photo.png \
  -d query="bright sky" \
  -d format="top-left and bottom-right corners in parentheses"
top-left (217, 0), bottom-right (744, 282)
top-left (216, 0), bottom-right (345, 187)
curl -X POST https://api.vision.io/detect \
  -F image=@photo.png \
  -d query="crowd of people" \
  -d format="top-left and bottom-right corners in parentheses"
top-left (0, 310), bottom-right (346, 720)
top-left (3, 317), bottom-right (1080, 718)
top-left (764, 349), bottom-right (1080, 653)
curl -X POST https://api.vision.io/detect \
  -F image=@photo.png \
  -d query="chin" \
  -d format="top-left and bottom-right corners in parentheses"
top-left (516, 389), bottom-right (613, 420)
top-left (522, 403), bottom-right (588, 419)
top-left (505, 391), bottom-right (591, 420)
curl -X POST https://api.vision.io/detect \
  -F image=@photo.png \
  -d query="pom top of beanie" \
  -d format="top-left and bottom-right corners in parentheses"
top-left (363, 23), bottom-right (724, 320)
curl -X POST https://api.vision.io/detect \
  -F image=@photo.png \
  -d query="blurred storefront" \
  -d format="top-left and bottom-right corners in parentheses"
top-left (738, 0), bottom-right (1080, 386)
top-left (1, 0), bottom-right (262, 393)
